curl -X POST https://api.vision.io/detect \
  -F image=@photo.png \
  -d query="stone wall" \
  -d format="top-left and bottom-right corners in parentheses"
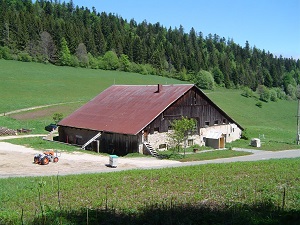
top-left (145, 123), bottom-right (241, 151)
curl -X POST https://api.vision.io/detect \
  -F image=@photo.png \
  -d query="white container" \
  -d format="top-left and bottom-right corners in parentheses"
top-left (251, 138), bottom-right (261, 147)
top-left (109, 155), bottom-right (118, 168)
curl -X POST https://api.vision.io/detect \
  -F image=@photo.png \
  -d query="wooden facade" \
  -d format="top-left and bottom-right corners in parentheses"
top-left (142, 87), bottom-right (232, 135)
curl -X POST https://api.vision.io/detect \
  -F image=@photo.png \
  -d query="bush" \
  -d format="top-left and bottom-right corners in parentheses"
top-left (241, 128), bottom-right (250, 140)
top-left (269, 89), bottom-right (278, 102)
top-left (241, 87), bottom-right (253, 98)
top-left (274, 87), bottom-right (286, 100)
top-left (287, 84), bottom-right (296, 100)
top-left (102, 51), bottom-right (119, 70)
top-left (88, 53), bottom-right (99, 69)
top-left (0, 46), bottom-right (12, 60)
top-left (256, 101), bottom-right (262, 108)
top-left (70, 55), bottom-right (79, 67)
top-left (257, 85), bottom-right (270, 102)
top-left (18, 52), bottom-right (32, 62)
top-left (194, 70), bottom-right (215, 90)
top-left (130, 62), bottom-right (144, 74)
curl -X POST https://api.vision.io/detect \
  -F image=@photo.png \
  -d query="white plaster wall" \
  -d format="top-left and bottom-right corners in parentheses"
top-left (144, 123), bottom-right (241, 151)
top-left (200, 124), bottom-right (242, 143)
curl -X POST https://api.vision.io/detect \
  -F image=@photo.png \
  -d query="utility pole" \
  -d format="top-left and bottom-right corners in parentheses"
top-left (297, 99), bottom-right (300, 145)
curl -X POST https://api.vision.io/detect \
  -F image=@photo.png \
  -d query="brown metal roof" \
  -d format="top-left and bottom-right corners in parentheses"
top-left (58, 84), bottom-right (194, 135)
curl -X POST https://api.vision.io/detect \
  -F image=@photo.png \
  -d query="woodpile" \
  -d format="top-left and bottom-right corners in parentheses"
top-left (0, 127), bottom-right (17, 136)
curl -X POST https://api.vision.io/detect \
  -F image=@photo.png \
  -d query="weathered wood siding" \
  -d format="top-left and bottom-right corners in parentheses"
top-left (58, 127), bottom-right (99, 145)
top-left (146, 87), bottom-right (232, 134)
top-left (99, 132), bottom-right (139, 156)
top-left (58, 127), bottom-right (139, 155)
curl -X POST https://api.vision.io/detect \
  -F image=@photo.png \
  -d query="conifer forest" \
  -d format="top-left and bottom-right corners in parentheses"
top-left (0, 0), bottom-right (299, 98)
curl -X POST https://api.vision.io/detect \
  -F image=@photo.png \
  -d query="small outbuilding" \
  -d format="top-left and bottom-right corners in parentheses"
top-left (58, 84), bottom-right (243, 155)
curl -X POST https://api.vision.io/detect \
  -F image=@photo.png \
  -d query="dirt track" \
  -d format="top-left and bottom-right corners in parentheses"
top-left (0, 141), bottom-right (181, 178)
top-left (1, 137), bottom-right (300, 178)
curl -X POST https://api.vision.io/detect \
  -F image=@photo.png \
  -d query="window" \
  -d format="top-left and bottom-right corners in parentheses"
top-left (205, 121), bottom-right (210, 127)
top-left (214, 120), bottom-right (219, 125)
top-left (223, 119), bottom-right (227, 124)
top-left (154, 127), bottom-right (159, 132)
top-left (159, 144), bottom-right (167, 149)
top-left (188, 139), bottom-right (194, 146)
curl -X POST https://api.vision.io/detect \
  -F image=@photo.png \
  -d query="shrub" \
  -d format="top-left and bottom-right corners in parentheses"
top-left (102, 51), bottom-right (119, 70)
top-left (257, 85), bottom-right (270, 102)
top-left (194, 70), bottom-right (215, 90)
top-left (70, 55), bottom-right (79, 67)
top-left (255, 101), bottom-right (262, 108)
top-left (269, 89), bottom-right (278, 102)
top-left (241, 128), bottom-right (250, 140)
top-left (18, 52), bottom-right (32, 62)
top-left (287, 84), bottom-right (296, 100)
top-left (211, 67), bottom-right (224, 85)
top-left (53, 113), bottom-right (63, 123)
top-left (0, 46), bottom-right (12, 60)
top-left (119, 54), bottom-right (131, 72)
top-left (274, 87), bottom-right (286, 100)
top-left (241, 87), bottom-right (253, 98)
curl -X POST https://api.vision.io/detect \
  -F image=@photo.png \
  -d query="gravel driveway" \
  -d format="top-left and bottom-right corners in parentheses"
top-left (0, 137), bottom-right (299, 178)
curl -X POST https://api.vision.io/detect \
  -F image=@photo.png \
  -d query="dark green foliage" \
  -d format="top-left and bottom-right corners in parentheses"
top-left (269, 89), bottom-right (278, 102)
top-left (212, 67), bottom-right (224, 85)
top-left (256, 101), bottom-right (263, 108)
top-left (241, 87), bottom-right (253, 98)
top-left (0, 0), bottom-right (299, 96)
top-left (257, 85), bottom-right (270, 102)
top-left (53, 112), bottom-right (63, 123)
top-left (241, 128), bottom-right (250, 140)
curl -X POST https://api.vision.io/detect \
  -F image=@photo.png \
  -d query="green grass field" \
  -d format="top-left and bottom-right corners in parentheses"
top-left (0, 59), bottom-right (187, 113)
top-left (0, 158), bottom-right (299, 224)
top-left (206, 88), bottom-right (298, 149)
top-left (0, 59), bottom-right (187, 133)
top-left (0, 60), bottom-right (300, 224)
top-left (1, 59), bottom-right (298, 149)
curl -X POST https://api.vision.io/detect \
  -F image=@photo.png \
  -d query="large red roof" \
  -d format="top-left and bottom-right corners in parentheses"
top-left (58, 84), bottom-right (194, 135)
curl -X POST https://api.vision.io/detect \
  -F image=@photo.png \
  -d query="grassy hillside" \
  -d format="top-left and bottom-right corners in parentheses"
top-left (0, 60), bottom-right (187, 132)
top-left (0, 59), bottom-right (187, 113)
top-left (207, 88), bottom-right (298, 147)
top-left (0, 59), bottom-right (298, 148)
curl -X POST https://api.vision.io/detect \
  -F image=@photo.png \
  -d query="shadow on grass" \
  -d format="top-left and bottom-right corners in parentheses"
top-left (30, 201), bottom-right (300, 225)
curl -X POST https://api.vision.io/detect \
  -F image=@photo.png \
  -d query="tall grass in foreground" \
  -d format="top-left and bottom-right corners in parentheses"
top-left (1, 158), bottom-right (299, 224)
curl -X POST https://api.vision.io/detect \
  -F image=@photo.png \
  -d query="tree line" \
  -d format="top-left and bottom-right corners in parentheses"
top-left (0, 0), bottom-right (299, 99)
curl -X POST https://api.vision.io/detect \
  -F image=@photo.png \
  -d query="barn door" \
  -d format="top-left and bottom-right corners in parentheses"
top-left (220, 136), bottom-right (225, 148)
top-left (143, 130), bottom-right (149, 142)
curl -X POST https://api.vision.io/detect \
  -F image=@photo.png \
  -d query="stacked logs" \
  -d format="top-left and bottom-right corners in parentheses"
top-left (0, 127), bottom-right (17, 136)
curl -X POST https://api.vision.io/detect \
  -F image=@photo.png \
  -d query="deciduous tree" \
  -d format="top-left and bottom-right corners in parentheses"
top-left (168, 117), bottom-right (196, 156)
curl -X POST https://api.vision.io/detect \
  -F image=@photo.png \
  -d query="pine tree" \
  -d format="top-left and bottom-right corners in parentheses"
top-left (59, 37), bottom-right (71, 66)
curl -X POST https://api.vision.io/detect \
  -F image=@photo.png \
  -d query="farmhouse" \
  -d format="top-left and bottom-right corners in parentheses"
top-left (58, 84), bottom-right (243, 155)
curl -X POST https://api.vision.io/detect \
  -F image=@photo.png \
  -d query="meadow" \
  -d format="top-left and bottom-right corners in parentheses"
top-left (0, 60), bottom-right (300, 224)
top-left (0, 158), bottom-right (299, 224)
top-left (1, 59), bottom-right (298, 149)
top-left (0, 59), bottom-right (186, 133)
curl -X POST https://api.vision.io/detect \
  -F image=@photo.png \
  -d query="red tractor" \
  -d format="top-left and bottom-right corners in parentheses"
top-left (33, 151), bottom-right (59, 165)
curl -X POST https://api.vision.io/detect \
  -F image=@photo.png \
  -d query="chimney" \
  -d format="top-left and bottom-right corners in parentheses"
top-left (156, 84), bottom-right (162, 93)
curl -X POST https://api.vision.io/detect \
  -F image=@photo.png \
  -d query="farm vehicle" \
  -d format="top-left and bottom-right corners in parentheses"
top-left (33, 150), bottom-right (60, 165)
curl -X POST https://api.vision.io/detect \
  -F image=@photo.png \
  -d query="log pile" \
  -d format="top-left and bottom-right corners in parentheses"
top-left (0, 127), bottom-right (17, 136)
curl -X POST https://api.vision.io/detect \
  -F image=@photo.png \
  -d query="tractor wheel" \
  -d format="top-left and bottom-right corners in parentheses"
top-left (33, 156), bottom-right (39, 164)
top-left (53, 157), bottom-right (59, 163)
top-left (41, 156), bottom-right (49, 165)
